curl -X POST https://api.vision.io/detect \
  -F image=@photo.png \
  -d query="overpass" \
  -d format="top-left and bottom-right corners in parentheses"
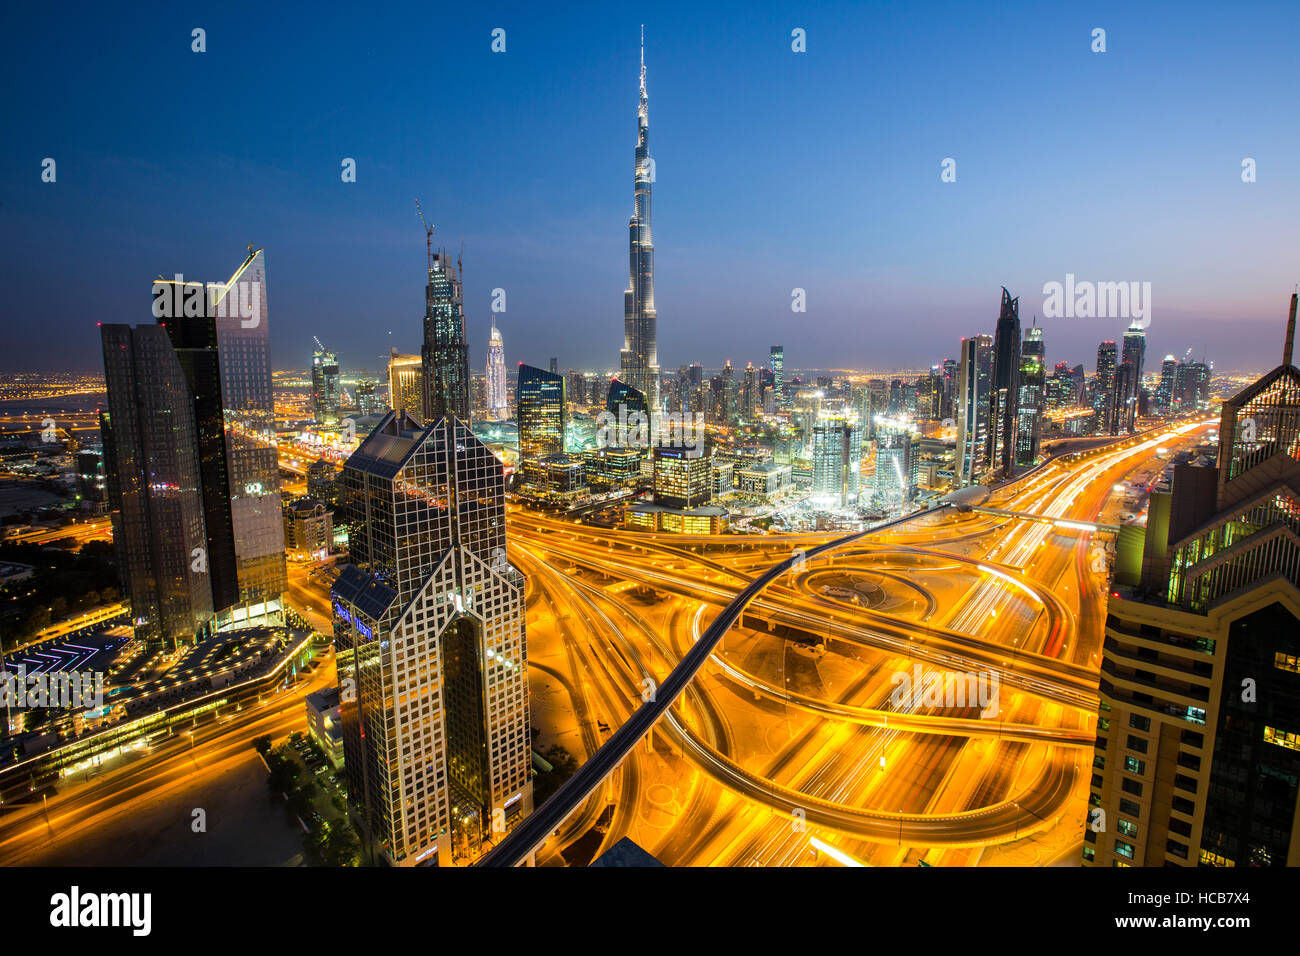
top-left (969, 505), bottom-right (1119, 534)
top-left (475, 505), bottom-right (952, 867)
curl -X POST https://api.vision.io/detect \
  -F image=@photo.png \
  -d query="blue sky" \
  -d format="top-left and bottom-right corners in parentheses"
top-left (3, 0), bottom-right (1298, 376)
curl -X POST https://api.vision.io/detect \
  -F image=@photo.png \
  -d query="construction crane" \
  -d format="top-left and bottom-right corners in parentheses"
top-left (415, 198), bottom-right (434, 272)
top-left (313, 335), bottom-right (327, 354)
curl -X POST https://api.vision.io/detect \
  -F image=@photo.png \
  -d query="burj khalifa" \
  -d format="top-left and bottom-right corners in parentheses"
top-left (620, 28), bottom-right (660, 413)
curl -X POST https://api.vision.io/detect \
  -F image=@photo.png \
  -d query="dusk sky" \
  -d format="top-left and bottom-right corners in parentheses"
top-left (3, 0), bottom-right (1298, 376)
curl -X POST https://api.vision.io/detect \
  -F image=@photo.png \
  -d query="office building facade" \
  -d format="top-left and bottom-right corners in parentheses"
top-left (332, 412), bottom-right (531, 867)
top-left (312, 341), bottom-right (342, 425)
top-left (956, 334), bottom-right (993, 486)
top-left (102, 248), bottom-right (286, 649)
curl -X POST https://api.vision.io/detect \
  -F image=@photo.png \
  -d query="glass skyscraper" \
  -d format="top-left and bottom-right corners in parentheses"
top-left (1095, 340), bottom-right (1118, 432)
top-left (421, 249), bottom-right (471, 424)
top-left (387, 349), bottom-right (425, 421)
top-left (770, 345), bottom-right (785, 408)
top-left (102, 248), bottom-right (286, 647)
top-left (332, 412), bottom-right (531, 866)
top-left (812, 414), bottom-right (862, 508)
top-left (517, 364), bottom-right (567, 460)
top-left (956, 333), bottom-right (993, 486)
top-left (988, 287), bottom-right (1022, 477)
top-left (100, 323), bottom-right (214, 649)
top-left (312, 340), bottom-right (341, 425)
top-left (1016, 324), bottom-right (1045, 467)
top-left (872, 425), bottom-right (917, 517)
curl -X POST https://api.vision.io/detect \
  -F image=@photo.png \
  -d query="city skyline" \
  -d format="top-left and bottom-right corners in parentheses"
top-left (6, 0), bottom-right (1300, 891)
top-left (5, 2), bottom-right (1300, 376)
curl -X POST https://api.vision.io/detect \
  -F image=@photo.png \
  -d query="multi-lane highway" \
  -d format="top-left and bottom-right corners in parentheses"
top-left (493, 418), bottom-right (1215, 866)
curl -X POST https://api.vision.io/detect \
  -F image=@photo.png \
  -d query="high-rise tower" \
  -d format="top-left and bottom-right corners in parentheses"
top-left (1095, 340), bottom-right (1119, 433)
top-left (312, 337), bottom-right (341, 425)
top-left (333, 412), bottom-right (531, 866)
top-left (486, 321), bottom-right (507, 420)
top-left (104, 248), bottom-right (286, 648)
top-left (1017, 322), bottom-right (1045, 467)
top-left (421, 244), bottom-right (471, 424)
top-left (770, 345), bottom-right (785, 408)
top-left (1119, 320), bottom-right (1147, 431)
top-left (956, 334), bottom-right (994, 486)
top-left (619, 28), bottom-right (660, 413)
top-left (988, 287), bottom-right (1022, 477)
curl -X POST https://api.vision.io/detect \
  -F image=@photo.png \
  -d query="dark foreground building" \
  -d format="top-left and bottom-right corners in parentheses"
top-left (100, 248), bottom-right (286, 648)
top-left (1087, 294), bottom-right (1300, 867)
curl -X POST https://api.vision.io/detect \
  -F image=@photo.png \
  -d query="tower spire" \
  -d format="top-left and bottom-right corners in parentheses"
top-left (1285, 291), bottom-right (1297, 367)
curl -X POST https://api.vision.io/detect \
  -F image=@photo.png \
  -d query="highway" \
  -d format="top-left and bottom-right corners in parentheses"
top-left (482, 417), bottom-right (1215, 865)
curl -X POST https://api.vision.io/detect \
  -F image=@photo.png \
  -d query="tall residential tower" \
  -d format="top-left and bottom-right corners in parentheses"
top-left (486, 321), bottom-right (508, 421)
top-left (619, 29), bottom-right (660, 413)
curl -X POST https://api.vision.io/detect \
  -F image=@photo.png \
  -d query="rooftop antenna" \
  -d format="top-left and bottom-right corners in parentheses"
top-left (414, 199), bottom-right (434, 272)
top-left (1284, 290), bottom-right (1297, 366)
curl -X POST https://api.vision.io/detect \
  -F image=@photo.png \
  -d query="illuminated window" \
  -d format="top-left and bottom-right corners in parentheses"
top-left (1275, 652), bottom-right (1300, 674)
top-left (1198, 849), bottom-right (1235, 867)
top-left (1263, 726), bottom-right (1300, 752)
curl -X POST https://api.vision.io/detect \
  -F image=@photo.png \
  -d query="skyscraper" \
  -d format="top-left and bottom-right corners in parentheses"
top-left (104, 248), bottom-right (286, 648)
top-left (653, 445), bottom-right (712, 508)
top-left (421, 246), bottom-right (470, 424)
top-left (619, 30), bottom-right (660, 412)
top-left (387, 350), bottom-right (425, 422)
top-left (740, 362), bottom-right (757, 419)
top-left (812, 414), bottom-right (862, 508)
top-left (1174, 360), bottom-right (1211, 413)
top-left (770, 345), bottom-right (785, 408)
top-left (956, 334), bottom-right (993, 486)
top-left (312, 339), bottom-right (341, 425)
top-left (872, 425), bottom-right (917, 517)
top-left (1120, 320), bottom-right (1147, 430)
top-left (1157, 354), bottom-right (1178, 413)
top-left (988, 287), bottom-right (1022, 477)
top-left (1017, 323), bottom-right (1045, 467)
top-left (332, 412), bottom-right (531, 867)
top-left (1047, 361), bottom-right (1074, 411)
top-left (517, 364), bottom-right (567, 460)
top-left (1095, 340), bottom-right (1119, 433)
top-left (355, 380), bottom-right (384, 416)
top-left (486, 321), bottom-right (508, 421)
top-left (1086, 295), bottom-right (1300, 869)
top-left (100, 323), bottom-right (214, 649)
